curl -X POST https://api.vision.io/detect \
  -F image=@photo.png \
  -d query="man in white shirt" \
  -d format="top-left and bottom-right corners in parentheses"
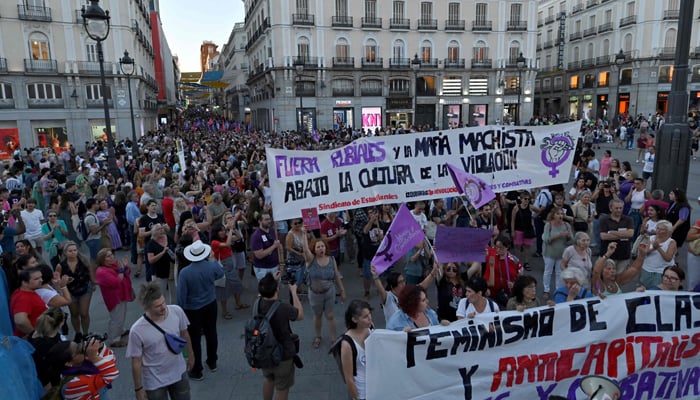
top-left (20, 198), bottom-right (45, 256)
top-left (411, 201), bottom-right (428, 231)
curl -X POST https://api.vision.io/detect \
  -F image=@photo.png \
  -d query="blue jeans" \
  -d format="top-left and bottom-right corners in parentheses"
top-left (86, 239), bottom-right (101, 260)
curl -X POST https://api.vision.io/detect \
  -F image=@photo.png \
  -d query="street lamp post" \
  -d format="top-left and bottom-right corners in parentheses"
top-left (294, 57), bottom-right (304, 133)
top-left (82, 0), bottom-right (119, 178)
top-left (411, 54), bottom-right (421, 128)
top-left (614, 49), bottom-right (626, 120)
top-left (119, 50), bottom-right (138, 163)
top-left (516, 52), bottom-right (526, 126)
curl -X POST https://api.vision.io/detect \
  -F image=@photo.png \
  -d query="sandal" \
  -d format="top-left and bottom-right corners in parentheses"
top-left (235, 303), bottom-right (250, 310)
top-left (312, 336), bottom-right (322, 349)
top-left (222, 313), bottom-right (233, 320)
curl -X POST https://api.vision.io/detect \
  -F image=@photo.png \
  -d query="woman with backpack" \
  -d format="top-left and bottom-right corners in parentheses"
top-left (339, 300), bottom-right (372, 400)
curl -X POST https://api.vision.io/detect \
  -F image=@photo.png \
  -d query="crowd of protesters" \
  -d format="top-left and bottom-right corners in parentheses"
top-left (1, 107), bottom-right (699, 400)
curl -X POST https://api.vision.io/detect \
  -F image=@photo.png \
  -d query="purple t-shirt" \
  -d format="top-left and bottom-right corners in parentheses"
top-left (250, 227), bottom-right (279, 268)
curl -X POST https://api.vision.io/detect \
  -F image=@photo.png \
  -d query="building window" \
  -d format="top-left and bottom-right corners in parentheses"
top-left (297, 37), bottom-right (310, 61)
top-left (86, 83), bottom-right (110, 100)
top-left (393, 1), bottom-right (404, 19)
top-left (364, 39), bottom-right (377, 61)
top-left (29, 32), bottom-right (50, 60)
top-left (510, 3), bottom-right (522, 22)
top-left (420, 2), bottom-right (432, 20)
top-left (475, 3), bottom-right (487, 22)
top-left (296, 0), bottom-right (309, 15)
top-left (27, 83), bottom-right (62, 99)
top-left (473, 44), bottom-right (488, 61)
top-left (569, 75), bottom-right (579, 89)
top-left (417, 76), bottom-right (436, 96)
top-left (469, 76), bottom-right (488, 96)
top-left (598, 72), bottom-right (609, 87)
top-left (447, 41), bottom-right (459, 61)
top-left (448, 2), bottom-right (460, 22)
top-left (584, 74), bottom-right (596, 88)
top-left (86, 43), bottom-right (97, 62)
top-left (0, 83), bottom-right (13, 99)
top-left (332, 79), bottom-right (354, 96)
top-left (389, 79), bottom-right (409, 94)
top-left (442, 76), bottom-right (462, 96)
top-left (336, 38), bottom-right (349, 59)
top-left (420, 41), bottom-right (432, 62)
top-left (365, 0), bottom-right (376, 18)
top-left (360, 79), bottom-right (382, 95)
top-left (393, 39), bottom-right (405, 59)
top-left (335, 0), bottom-right (347, 16)
top-left (620, 69), bottom-right (632, 85)
top-left (659, 66), bottom-right (674, 83)
top-left (508, 44), bottom-right (520, 63)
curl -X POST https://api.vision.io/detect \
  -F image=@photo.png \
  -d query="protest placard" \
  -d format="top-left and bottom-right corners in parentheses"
top-left (266, 122), bottom-right (580, 220)
top-left (366, 292), bottom-right (700, 400)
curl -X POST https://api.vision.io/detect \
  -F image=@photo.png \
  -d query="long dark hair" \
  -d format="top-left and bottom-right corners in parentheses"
top-left (345, 299), bottom-right (372, 329)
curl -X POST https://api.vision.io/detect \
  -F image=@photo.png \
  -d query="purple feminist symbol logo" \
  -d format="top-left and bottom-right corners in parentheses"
top-left (374, 231), bottom-right (394, 262)
top-left (463, 178), bottom-right (485, 205)
top-left (540, 133), bottom-right (575, 178)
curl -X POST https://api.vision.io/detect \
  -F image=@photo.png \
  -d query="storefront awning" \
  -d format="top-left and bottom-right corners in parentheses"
top-left (200, 70), bottom-right (229, 89)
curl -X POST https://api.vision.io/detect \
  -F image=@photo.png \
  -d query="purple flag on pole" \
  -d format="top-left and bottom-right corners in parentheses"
top-left (433, 226), bottom-right (492, 263)
top-left (371, 203), bottom-right (425, 275)
top-left (446, 163), bottom-right (496, 209)
top-left (312, 129), bottom-right (320, 143)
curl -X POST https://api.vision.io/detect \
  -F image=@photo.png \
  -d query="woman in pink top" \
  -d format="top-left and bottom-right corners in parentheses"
top-left (95, 249), bottom-right (133, 347)
top-left (599, 150), bottom-right (612, 179)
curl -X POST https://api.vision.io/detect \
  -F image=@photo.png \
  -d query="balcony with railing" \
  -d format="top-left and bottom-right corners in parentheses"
top-left (18, 5), bottom-right (51, 21)
top-left (24, 59), bottom-right (58, 73)
top-left (472, 20), bottom-right (493, 31)
top-left (360, 87), bottom-right (382, 96)
top-left (293, 56), bottom-right (322, 68)
top-left (596, 55), bottom-right (610, 65)
top-left (361, 57), bottom-right (383, 68)
top-left (418, 58), bottom-right (439, 68)
top-left (87, 99), bottom-right (113, 108)
top-left (598, 22), bottom-right (613, 33)
top-left (331, 15), bottom-right (353, 27)
top-left (620, 15), bottom-right (636, 27)
top-left (28, 98), bottom-right (64, 108)
top-left (506, 21), bottom-right (527, 31)
top-left (361, 17), bottom-right (382, 28)
top-left (658, 47), bottom-right (676, 59)
top-left (663, 9), bottom-right (680, 20)
top-left (505, 57), bottom-right (529, 68)
top-left (332, 87), bottom-right (355, 96)
top-left (389, 18), bottom-right (410, 30)
top-left (471, 59), bottom-right (492, 69)
top-left (332, 57), bottom-right (354, 68)
top-left (545, 15), bottom-right (556, 24)
top-left (0, 58), bottom-right (7, 73)
top-left (388, 88), bottom-right (409, 97)
top-left (581, 58), bottom-right (596, 68)
top-left (0, 99), bottom-right (14, 109)
top-left (444, 58), bottom-right (465, 68)
top-left (570, 31), bottom-right (583, 41)
top-left (572, 3), bottom-right (584, 14)
top-left (537, 18), bottom-right (544, 27)
top-left (586, 0), bottom-right (599, 8)
top-left (503, 87), bottom-right (521, 96)
top-left (417, 19), bottom-right (437, 30)
top-left (568, 61), bottom-right (581, 70)
top-left (444, 19), bottom-right (465, 31)
top-left (296, 85), bottom-right (316, 97)
top-left (543, 40), bottom-right (555, 49)
top-left (77, 61), bottom-right (114, 74)
top-left (389, 58), bottom-right (410, 68)
top-left (583, 27), bottom-right (597, 37)
top-left (292, 13), bottom-right (315, 26)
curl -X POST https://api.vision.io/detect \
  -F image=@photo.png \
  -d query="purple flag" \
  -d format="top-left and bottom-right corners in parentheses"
top-left (371, 203), bottom-right (425, 275)
top-left (312, 129), bottom-right (320, 143)
top-left (446, 163), bottom-right (496, 209)
top-left (433, 226), bottom-right (492, 263)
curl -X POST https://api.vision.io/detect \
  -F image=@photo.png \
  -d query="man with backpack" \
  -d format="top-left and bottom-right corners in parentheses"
top-left (251, 272), bottom-right (304, 400)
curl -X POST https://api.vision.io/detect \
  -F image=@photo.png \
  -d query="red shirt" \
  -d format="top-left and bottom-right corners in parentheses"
top-left (320, 218), bottom-right (343, 252)
top-left (212, 240), bottom-right (233, 260)
top-left (10, 289), bottom-right (47, 336)
top-left (161, 197), bottom-right (175, 229)
top-left (483, 249), bottom-right (521, 298)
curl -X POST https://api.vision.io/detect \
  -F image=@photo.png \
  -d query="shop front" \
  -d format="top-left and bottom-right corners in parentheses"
top-left (415, 104), bottom-right (435, 127)
top-left (596, 94), bottom-right (609, 121)
top-left (617, 93), bottom-right (630, 115)
top-left (440, 100), bottom-right (462, 129)
top-left (582, 95), bottom-right (594, 122)
top-left (568, 96), bottom-right (579, 120)
top-left (656, 92), bottom-right (669, 115)
top-left (296, 107), bottom-right (316, 134)
top-left (361, 106), bottom-right (382, 135)
top-left (333, 100), bottom-right (354, 131)
top-left (468, 104), bottom-right (487, 127)
top-left (0, 128), bottom-right (19, 160)
top-left (35, 127), bottom-right (69, 153)
top-left (89, 122), bottom-right (118, 142)
top-left (386, 97), bottom-right (412, 129)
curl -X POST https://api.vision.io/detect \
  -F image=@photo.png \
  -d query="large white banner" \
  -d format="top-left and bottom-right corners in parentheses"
top-left (366, 292), bottom-right (700, 400)
top-left (266, 122), bottom-right (581, 221)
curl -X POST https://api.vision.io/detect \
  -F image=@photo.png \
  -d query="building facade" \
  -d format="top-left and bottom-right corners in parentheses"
top-left (534, 0), bottom-right (695, 122)
top-left (244, 0), bottom-right (538, 133)
top-left (219, 22), bottom-right (250, 123)
top-left (0, 0), bottom-right (164, 156)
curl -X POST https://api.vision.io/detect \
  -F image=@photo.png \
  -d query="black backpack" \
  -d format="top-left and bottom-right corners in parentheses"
top-left (244, 298), bottom-right (282, 369)
top-left (328, 334), bottom-right (357, 383)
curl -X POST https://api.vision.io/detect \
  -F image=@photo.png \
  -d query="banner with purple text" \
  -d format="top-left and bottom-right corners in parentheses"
top-left (366, 292), bottom-right (700, 400)
top-left (266, 122), bottom-right (581, 220)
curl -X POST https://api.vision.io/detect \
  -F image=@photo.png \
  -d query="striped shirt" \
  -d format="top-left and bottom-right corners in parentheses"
top-left (62, 346), bottom-right (119, 400)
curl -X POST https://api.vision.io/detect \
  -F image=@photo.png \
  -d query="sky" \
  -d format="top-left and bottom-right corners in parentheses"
top-left (159, 0), bottom-right (245, 73)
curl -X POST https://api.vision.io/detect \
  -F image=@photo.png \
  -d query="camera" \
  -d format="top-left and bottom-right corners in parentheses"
top-left (83, 332), bottom-right (108, 343)
top-left (280, 268), bottom-right (297, 285)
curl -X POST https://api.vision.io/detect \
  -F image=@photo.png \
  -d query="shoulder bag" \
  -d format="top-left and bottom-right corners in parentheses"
top-left (143, 313), bottom-right (187, 355)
